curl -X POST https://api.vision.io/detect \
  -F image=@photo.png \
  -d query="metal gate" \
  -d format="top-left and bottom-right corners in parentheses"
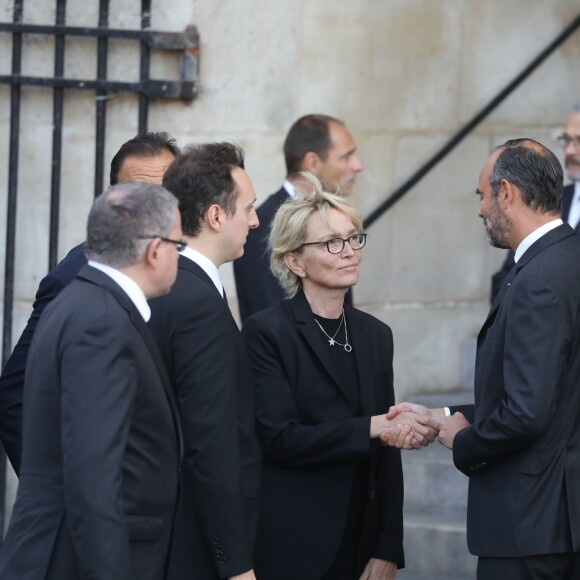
top-left (0, 0), bottom-right (199, 534)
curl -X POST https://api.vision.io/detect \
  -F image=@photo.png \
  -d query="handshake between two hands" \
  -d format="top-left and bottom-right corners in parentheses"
top-left (372, 403), bottom-right (470, 451)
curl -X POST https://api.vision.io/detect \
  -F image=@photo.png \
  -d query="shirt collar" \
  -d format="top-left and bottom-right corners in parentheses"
top-left (514, 218), bottom-right (563, 263)
top-left (283, 180), bottom-right (297, 200)
top-left (87, 260), bottom-right (151, 321)
top-left (180, 246), bottom-right (224, 297)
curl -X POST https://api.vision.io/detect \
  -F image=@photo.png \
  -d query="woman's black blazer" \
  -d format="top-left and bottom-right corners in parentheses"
top-left (242, 291), bottom-right (404, 580)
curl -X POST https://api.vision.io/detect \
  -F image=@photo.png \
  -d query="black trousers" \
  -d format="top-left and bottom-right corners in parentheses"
top-left (477, 552), bottom-right (580, 580)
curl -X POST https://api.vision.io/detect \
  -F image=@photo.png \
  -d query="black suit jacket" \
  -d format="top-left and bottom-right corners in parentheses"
top-left (452, 224), bottom-right (580, 557)
top-left (148, 255), bottom-right (260, 579)
top-left (0, 266), bottom-right (181, 579)
top-left (0, 243), bottom-right (87, 473)
top-left (490, 184), bottom-right (576, 300)
top-left (241, 291), bottom-right (404, 580)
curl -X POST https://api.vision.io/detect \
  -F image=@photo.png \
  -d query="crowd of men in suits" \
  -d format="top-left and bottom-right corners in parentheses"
top-left (0, 105), bottom-right (579, 579)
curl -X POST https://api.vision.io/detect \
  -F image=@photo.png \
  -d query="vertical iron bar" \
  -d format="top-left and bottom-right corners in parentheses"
top-left (94, 0), bottom-right (109, 197)
top-left (1, 0), bottom-right (24, 542)
top-left (49, 0), bottom-right (67, 270)
top-left (138, 0), bottom-right (151, 133)
top-left (3, 2), bottom-right (24, 367)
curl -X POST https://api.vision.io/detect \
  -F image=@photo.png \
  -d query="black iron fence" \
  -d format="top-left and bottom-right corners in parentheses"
top-left (0, 0), bottom-right (199, 534)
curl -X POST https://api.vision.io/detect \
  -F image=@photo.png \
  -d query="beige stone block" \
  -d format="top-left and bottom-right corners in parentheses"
top-left (324, 0), bottom-right (463, 130)
top-left (237, 133), bottom-right (287, 206)
top-left (357, 134), bottom-right (494, 304)
top-left (153, 0), bottom-right (194, 30)
top-left (21, 2), bottom-right (53, 24)
top-left (362, 0), bottom-right (464, 132)
top-left (0, 87), bottom-right (8, 286)
top-left (13, 120), bottom-right (53, 301)
top-left (151, 1), bottom-right (301, 135)
top-left (460, 1), bottom-right (580, 127)
top-left (351, 132), bottom-right (397, 221)
top-left (0, 33), bottom-right (11, 76)
top-left (64, 2), bottom-right (99, 26)
top-left (299, 1), bottom-right (370, 125)
top-left (360, 301), bottom-right (488, 398)
top-left (58, 121), bottom-right (101, 258)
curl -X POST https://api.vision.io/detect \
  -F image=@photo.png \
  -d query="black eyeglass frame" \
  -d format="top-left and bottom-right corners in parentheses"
top-left (299, 233), bottom-right (367, 254)
top-left (137, 235), bottom-right (188, 252)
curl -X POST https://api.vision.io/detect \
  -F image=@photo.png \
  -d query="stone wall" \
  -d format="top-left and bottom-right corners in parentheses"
top-left (1, 0), bottom-right (579, 404)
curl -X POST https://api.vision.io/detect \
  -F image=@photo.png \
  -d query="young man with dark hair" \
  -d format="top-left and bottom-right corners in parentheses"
top-left (150, 142), bottom-right (260, 580)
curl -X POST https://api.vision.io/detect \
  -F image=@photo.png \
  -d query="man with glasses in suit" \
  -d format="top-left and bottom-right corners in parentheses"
top-left (0, 132), bottom-right (179, 475)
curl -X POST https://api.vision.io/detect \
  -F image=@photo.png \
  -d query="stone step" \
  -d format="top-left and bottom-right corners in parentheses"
top-left (400, 507), bottom-right (477, 578)
top-left (396, 391), bottom-right (477, 579)
top-left (404, 390), bottom-right (474, 410)
top-left (402, 438), bottom-right (469, 510)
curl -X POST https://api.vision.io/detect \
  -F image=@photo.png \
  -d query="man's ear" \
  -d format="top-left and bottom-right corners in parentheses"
top-left (206, 204), bottom-right (222, 232)
top-left (144, 237), bottom-right (163, 269)
top-left (301, 152), bottom-right (322, 174)
top-left (501, 179), bottom-right (516, 209)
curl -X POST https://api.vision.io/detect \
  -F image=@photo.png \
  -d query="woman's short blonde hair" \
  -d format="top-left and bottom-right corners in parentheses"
top-left (269, 173), bottom-right (364, 298)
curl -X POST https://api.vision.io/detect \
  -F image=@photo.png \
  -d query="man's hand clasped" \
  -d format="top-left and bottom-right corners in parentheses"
top-left (378, 402), bottom-right (445, 450)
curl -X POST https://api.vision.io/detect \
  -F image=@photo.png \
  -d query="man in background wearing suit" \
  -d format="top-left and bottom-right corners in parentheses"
top-left (0, 131), bottom-right (179, 474)
top-left (388, 139), bottom-right (580, 578)
top-left (234, 114), bottom-right (363, 322)
top-left (149, 143), bottom-right (260, 580)
top-left (0, 181), bottom-right (183, 579)
top-left (490, 103), bottom-right (580, 300)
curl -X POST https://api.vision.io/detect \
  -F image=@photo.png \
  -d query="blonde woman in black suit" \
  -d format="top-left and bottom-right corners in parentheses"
top-left (242, 175), bottom-right (438, 580)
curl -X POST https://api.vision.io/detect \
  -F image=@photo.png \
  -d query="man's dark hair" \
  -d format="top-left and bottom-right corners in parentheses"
top-left (283, 114), bottom-right (344, 175)
top-left (162, 142), bottom-right (245, 237)
top-left (491, 138), bottom-right (563, 214)
top-left (109, 131), bottom-right (180, 185)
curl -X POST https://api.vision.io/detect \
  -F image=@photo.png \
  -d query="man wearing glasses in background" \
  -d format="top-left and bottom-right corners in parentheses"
top-left (490, 103), bottom-right (580, 300)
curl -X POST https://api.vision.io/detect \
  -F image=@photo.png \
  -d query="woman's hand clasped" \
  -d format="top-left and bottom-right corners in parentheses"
top-left (372, 402), bottom-right (443, 450)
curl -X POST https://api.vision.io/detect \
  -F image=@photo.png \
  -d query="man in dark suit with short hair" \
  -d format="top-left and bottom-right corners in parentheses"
top-left (0, 132), bottom-right (179, 474)
top-left (233, 114), bottom-right (363, 322)
top-left (149, 142), bottom-right (260, 580)
top-left (0, 181), bottom-right (183, 579)
top-left (389, 138), bottom-right (580, 578)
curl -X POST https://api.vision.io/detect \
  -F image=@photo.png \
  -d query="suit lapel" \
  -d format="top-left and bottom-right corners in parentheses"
top-left (561, 183), bottom-right (574, 223)
top-left (478, 264), bottom-right (515, 348)
top-left (478, 224), bottom-right (575, 347)
top-left (514, 223), bottom-right (574, 269)
top-left (288, 292), bottom-right (351, 403)
top-left (345, 306), bottom-right (375, 416)
top-left (76, 265), bottom-right (184, 458)
top-left (178, 255), bottom-right (224, 298)
top-left (563, 183), bottom-right (580, 233)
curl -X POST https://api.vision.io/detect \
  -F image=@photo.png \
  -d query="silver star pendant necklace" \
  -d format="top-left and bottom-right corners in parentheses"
top-left (314, 309), bottom-right (352, 352)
